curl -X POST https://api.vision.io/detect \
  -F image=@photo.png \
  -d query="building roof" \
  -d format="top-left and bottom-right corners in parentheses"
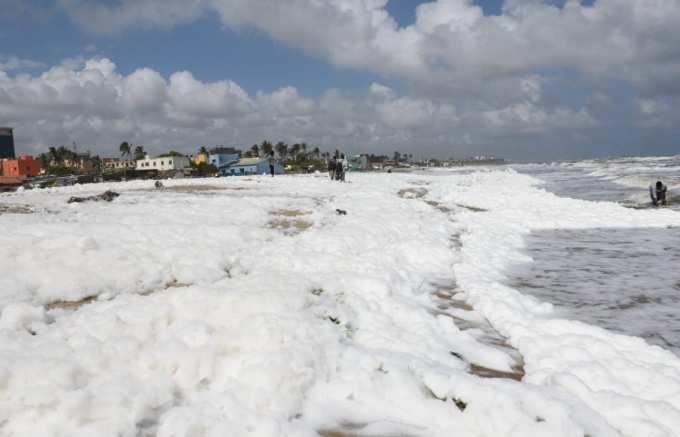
top-left (210, 146), bottom-right (240, 155)
top-left (230, 158), bottom-right (267, 167)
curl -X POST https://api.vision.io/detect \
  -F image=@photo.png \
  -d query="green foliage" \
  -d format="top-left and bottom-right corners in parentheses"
top-left (133, 145), bottom-right (145, 160)
top-left (157, 150), bottom-right (185, 158)
top-left (119, 141), bottom-right (130, 158)
top-left (46, 165), bottom-right (73, 176)
top-left (190, 161), bottom-right (218, 176)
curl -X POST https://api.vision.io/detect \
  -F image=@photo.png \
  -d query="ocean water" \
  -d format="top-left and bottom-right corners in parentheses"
top-left (509, 156), bottom-right (680, 353)
top-left (514, 155), bottom-right (680, 209)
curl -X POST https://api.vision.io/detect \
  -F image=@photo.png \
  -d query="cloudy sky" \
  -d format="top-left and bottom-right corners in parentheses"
top-left (1, 0), bottom-right (679, 161)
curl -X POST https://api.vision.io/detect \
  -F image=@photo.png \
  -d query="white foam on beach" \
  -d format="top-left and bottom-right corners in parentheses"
top-left (1, 171), bottom-right (680, 436)
top-left (426, 169), bottom-right (680, 437)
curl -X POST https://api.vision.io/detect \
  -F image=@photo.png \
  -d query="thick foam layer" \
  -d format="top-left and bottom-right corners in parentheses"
top-left (2, 171), bottom-right (680, 436)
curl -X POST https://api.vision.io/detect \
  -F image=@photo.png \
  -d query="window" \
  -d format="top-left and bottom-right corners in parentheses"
top-left (169, 160), bottom-right (173, 165)
top-left (153, 162), bottom-right (157, 166)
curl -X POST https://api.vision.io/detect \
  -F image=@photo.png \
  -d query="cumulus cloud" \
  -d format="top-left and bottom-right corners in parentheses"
top-left (56, 0), bottom-right (680, 95)
top-left (9, 1), bottom-right (680, 158)
top-left (0, 55), bottom-right (45, 72)
top-left (0, 57), bottom-right (596, 158)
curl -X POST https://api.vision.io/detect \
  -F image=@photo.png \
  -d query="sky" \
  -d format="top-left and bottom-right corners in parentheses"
top-left (0, 0), bottom-right (679, 161)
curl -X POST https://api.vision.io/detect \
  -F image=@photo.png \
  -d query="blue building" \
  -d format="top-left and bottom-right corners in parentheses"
top-left (223, 157), bottom-right (284, 176)
top-left (209, 147), bottom-right (241, 170)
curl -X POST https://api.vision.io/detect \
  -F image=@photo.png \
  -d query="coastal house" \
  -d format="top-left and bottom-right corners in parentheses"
top-left (222, 157), bottom-right (284, 176)
top-left (348, 154), bottom-right (369, 171)
top-left (136, 156), bottom-right (191, 175)
top-left (102, 158), bottom-right (135, 170)
top-left (2, 155), bottom-right (42, 177)
top-left (58, 152), bottom-right (96, 172)
top-left (209, 147), bottom-right (241, 170)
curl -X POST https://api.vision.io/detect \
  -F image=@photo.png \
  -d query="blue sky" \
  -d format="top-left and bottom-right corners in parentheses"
top-left (0, 0), bottom-right (585, 95)
top-left (0, 0), bottom-right (678, 160)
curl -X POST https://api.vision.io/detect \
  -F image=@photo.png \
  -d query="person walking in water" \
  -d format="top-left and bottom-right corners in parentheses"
top-left (650, 180), bottom-right (668, 206)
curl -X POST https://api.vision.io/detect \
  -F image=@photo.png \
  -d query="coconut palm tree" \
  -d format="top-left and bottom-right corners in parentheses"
top-left (134, 145), bottom-right (145, 160)
top-left (261, 140), bottom-right (273, 157)
top-left (275, 142), bottom-right (288, 160)
top-left (290, 143), bottom-right (301, 162)
top-left (48, 147), bottom-right (58, 165)
top-left (119, 142), bottom-right (131, 180)
top-left (119, 142), bottom-right (130, 159)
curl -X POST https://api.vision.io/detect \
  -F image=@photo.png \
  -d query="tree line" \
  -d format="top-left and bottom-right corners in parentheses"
top-left (119, 142), bottom-right (146, 160)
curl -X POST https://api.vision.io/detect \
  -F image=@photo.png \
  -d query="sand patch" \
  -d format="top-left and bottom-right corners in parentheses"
top-left (456, 204), bottom-right (487, 213)
top-left (431, 284), bottom-right (525, 381)
top-left (397, 187), bottom-right (428, 199)
top-left (0, 204), bottom-right (34, 214)
top-left (268, 209), bottom-right (313, 235)
top-left (46, 295), bottom-right (98, 311)
top-left (46, 279), bottom-right (191, 311)
top-left (319, 421), bottom-right (419, 437)
top-left (136, 185), bottom-right (254, 193)
top-left (424, 200), bottom-right (452, 213)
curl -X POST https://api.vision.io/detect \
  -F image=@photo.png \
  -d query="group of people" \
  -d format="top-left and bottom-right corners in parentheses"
top-left (328, 153), bottom-right (348, 182)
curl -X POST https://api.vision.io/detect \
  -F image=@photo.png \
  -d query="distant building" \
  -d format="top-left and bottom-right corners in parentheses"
top-left (209, 147), bottom-right (241, 170)
top-left (102, 158), bottom-right (135, 170)
top-left (59, 152), bottom-right (96, 172)
top-left (0, 128), bottom-right (16, 159)
top-left (222, 157), bottom-right (284, 176)
top-left (136, 155), bottom-right (191, 172)
top-left (348, 154), bottom-right (369, 171)
top-left (2, 155), bottom-right (42, 177)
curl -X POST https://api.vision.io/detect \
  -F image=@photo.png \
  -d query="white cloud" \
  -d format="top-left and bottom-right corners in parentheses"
top-left (0, 55), bottom-right (45, 72)
top-left (56, 0), bottom-right (680, 97)
top-left (0, 57), bottom-right (595, 158)
top-left (10, 0), bottom-right (680, 158)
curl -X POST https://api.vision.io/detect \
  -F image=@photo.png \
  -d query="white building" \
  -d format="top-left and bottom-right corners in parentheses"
top-left (136, 156), bottom-right (191, 172)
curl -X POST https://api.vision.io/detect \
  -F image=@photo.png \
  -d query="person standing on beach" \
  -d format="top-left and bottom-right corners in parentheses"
top-left (269, 153), bottom-right (275, 177)
top-left (650, 181), bottom-right (668, 206)
top-left (328, 156), bottom-right (337, 180)
top-left (339, 154), bottom-right (348, 182)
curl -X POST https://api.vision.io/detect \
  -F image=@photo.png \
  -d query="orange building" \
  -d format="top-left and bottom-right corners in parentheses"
top-left (2, 155), bottom-right (42, 177)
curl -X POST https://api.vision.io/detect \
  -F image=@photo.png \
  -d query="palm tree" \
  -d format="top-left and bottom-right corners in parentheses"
top-left (48, 147), bottom-right (58, 165)
top-left (290, 143), bottom-right (301, 163)
top-left (39, 153), bottom-right (50, 169)
top-left (275, 142), bottom-right (288, 160)
top-left (119, 142), bottom-right (131, 159)
top-left (250, 144), bottom-right (260, 157)
top-left (57, 146), bottom-right (72, 164)
top-left (134, 145), bottom-right (145, 160)
top-left (199, 146), bottom-right (208, 156)
top-left (119, 142), bottom-right (131, 180)
top-left (312, 147), bottom-right (320, 159)
top-left (261, 140), bottom-right (273, 157)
